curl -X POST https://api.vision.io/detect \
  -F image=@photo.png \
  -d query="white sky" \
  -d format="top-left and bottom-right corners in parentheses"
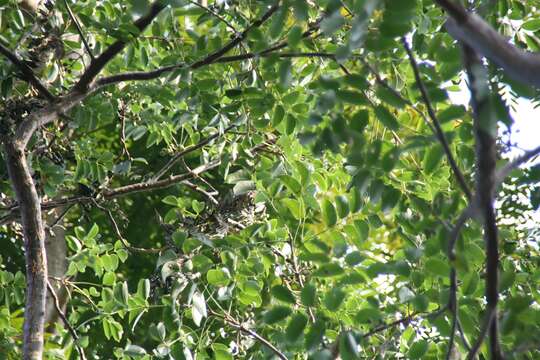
top-left (447, 83), bottom-right (540, 155)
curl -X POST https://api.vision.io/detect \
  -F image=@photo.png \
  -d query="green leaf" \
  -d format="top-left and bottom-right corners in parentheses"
top-left (335, 195), bottom-right (350, 218)
top-left (301, 284), bottom-right (317, 307)
top-left (408, 340), bottom-right (428, 359)
top-left (313, 263), bottom-right (344, 277)
top-left (292, 0), bottom-right (309, 21)
top-left (123, 344), bottom-right (147, 356)
top-left (321, 199), bottom-right (338, 226)
top-left (280, 174), bottom-right (302, 194)
top-left (337, 90), bottom-right (366, 105)
top-left (263, 306), bottom-right (292, 324)
top-left (423, 145), bottom-right (444, 174)
top-left (288, 25), bottom-right (303, 48)
top-left (285, 313), bottom-right (308, 343)
top-left (425, 258), bottom-right (450, 277)
top-left (305, 320), bottom-right (326, 350)
top-left (438, 105), bottom-right (466, 123)
top-left (191, 291), bottom-right (207, 327)
top-left (522, 18), bottom-right (540, 31)
top-left (282, 198), bottom-right (303, 220)
top-left (207, 268), bottom-right (231, 287)
top-left (324, 288), bottom-right (346, 311)
top-left (345, 251), bottom-right (364, 266)
top-left (271, 285), bottom-right (296, 304)
top-left (212, 343), bottom-right (233, 360)
top-left (375, 86), bottom-right (406, 108)
top-left (272, 105), bottom-right (285, 127)
top-left (321, 11), bottom-right (345, 35)
top-left (374, 105), bottom-right (399, 130)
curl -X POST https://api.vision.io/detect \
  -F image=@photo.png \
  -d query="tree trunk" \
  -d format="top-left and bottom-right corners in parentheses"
top-left (44, 208), bottom-right (68, 331)
top-left (5, 141), bottom-right (47, 360)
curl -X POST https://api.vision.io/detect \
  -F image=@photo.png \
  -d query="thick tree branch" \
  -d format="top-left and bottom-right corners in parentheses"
top-left (0, 160), bottom-right (221, 226)
top-left (402, 37), bottom-right (472, 200)
top-left (0, 41), bottom-right (55, 101)
top-left (463, 45), bottom-right (503, 360)
top-left (72, 1), bottom-right (165, 92)
top-left (97, 4), bottom-right (283, 88)
top-left (436, 0), bottom-right (540, 88)
top-left (4, 141), bottom-right (48, 360)
top-left (96, 52), bottom-right (333, 87)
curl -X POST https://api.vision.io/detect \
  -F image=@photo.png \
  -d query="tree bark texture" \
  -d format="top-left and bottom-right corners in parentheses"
top-left (4, 141), bottom-right (47, 360)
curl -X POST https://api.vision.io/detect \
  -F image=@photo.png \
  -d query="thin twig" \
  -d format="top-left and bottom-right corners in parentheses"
top-left (448, 205), bottom-right (474, 261)
top-left (457, 318), bottom-right (472, 351)
top-left (187, 0), bottom-right (238, 34)
top-left (209, 309), bottom-right (288, 360)
top-left (466, 306), bottom-right (497, 360)
top-left (47, 204), bottom-right (74, 229)
top-left (402, 37), bottom-right (472, 200)
top-left (91, 199), bottom-right (164, 254)
top-left (183, 180), bottom-right (219, 205)
top-left (117, 101), bottom-right (131, 160)
top-left (47, 281), bottom-right (87, 360)
top-left (62, 0), bottom-right (94, 60)
top-left (495, 144), bottom-right (540, 189)
top-left (446, 268), bottom-right (458, 360)
top-left (152, 125), bottom-right (235, 181)
top-left (362, 307), bottom-right (447, 339)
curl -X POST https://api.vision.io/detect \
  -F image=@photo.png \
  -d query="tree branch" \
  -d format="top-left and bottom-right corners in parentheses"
top-left (62, 0), bottom-right (94, 60)
top-left (1, 160), bottom-right (221, 226)
top-left (495, 144), bottom-right (540, 189)
top-left (47, 281), bottom-right (87, 360)
top-left (463, 44), bottom-right (503, 360)
top-left (96, 52), bottom-right (334, 87)
top-left (151, 125), bottom-right (235, 181)
top-left (97, 4), bottom-right (284, 88)
top-left (466, 306), bottom-right (497, 360)
top-left (91, 199), bottom-right (164, 254)
top-left (209, 309), bottom-right (288, 360)
top-left (0, 41), bottom-right (55, 101)
top-left (4, 141), bottom-right (48, 359)
top-left (362, 307), bottom-right (447, 339)
top-left (402, 37), bottom-right (472, 200)
top-left (72, 1), bottom-right (165, 92)
top-left (436, 0), bottom-right (540, 88)
top-left (186, 0), bottom-right (238, 34)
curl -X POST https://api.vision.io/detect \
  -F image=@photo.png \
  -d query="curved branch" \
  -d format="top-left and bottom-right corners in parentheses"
top-left (209, 309), bottom-right (288, 360)
top-left (436, 0), bottom-right (540, 88)
top-left (463, 45), bottom-right (503, 360)
top-left (47, 281), bottom-right (87, 360)
top-left (72, 1), bottom-right (165, 92)
top-left (4, 141), bottom-right (48, 359)
top-left (495, 144), bottom-right (540, 189)
top-left (0, 41), bottom-right (55, 101)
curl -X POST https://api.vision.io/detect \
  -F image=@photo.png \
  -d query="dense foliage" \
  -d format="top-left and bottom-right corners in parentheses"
top-left (1, 0), bottom-right (540, 359)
